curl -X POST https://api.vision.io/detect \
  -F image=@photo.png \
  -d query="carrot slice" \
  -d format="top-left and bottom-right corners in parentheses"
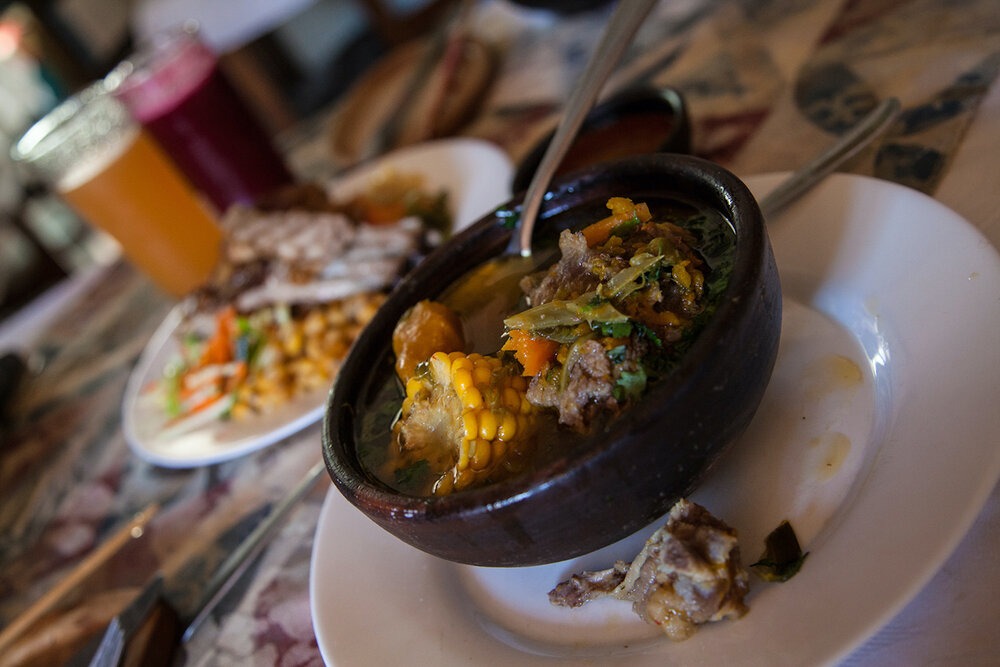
top-left (358, 198), bottom-right (408, 225)
top-left (581, 198), bottom-right (651, 247)
top-left (502, 329), bottom-right (559, 377)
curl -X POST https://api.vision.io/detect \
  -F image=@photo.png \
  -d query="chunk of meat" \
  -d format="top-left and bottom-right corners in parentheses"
top-left (519, 229), bottom-right (604, 305)
top-left (549, 499), bottom-right (749, 641)
top-left (525, 338), bottom-right (616, 431)
top-left (221, 206), bottom-right (357, 273)
top-left (548, 561), bottom-right (629, 608)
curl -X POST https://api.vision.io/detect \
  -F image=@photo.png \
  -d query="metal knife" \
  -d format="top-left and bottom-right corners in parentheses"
top-left (70, 460), bottom-right (326, 666)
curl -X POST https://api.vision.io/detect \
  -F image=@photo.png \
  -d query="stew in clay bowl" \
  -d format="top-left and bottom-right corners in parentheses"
top-left (322, 154), bottom-right (781, 566)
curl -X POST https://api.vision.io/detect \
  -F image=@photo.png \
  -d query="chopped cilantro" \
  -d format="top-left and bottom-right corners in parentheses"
top-left (613, 367), bottom-right (647, 402)
top-left (594, 320), bottom-right (634, 338)
top-left (610, 212), bottom-right (640, 238)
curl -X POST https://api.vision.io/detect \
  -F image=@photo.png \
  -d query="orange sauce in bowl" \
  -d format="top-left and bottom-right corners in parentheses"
top-left (555, 111), bottom-right (677, 178)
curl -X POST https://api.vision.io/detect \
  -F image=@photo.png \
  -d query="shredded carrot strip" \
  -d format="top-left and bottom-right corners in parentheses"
top-left (199, 306), bottom-right (236, 366)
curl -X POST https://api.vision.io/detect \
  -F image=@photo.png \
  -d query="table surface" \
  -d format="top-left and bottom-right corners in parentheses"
top-left (1, 1), bottom-right (998, 665)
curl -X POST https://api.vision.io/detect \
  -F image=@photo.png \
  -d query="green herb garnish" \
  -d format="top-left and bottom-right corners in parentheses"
top-left (394, 459), bottom-right (432, 491)
top-left (613, 367), bottom-right (648, 402)
top-left (751, 520), bottom-right (809, 582)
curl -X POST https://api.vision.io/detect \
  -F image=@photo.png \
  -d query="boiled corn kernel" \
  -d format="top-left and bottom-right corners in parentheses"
top-left (492, 440), bottom-right (507, 460)
top-left (457, 439), bottom-right (471, 471)
top-left (478, 411), bottom-right (499, 441)
top-left (497, 412), bottom-right (517, 441)
top-left (461, 386), bottom-right (484, 410)
top-left (470, 438), bottom-right (492, 470)
top-left (453, 368), bottom-right (474, 395)
top-left (502, 387), bottom-right (521, 412)
top-left (473, 363), bottom-right (493, 385)
top-left (406, 377), bottom-right (425, 397)
top-left (462, 411), bottom-right (478, 441)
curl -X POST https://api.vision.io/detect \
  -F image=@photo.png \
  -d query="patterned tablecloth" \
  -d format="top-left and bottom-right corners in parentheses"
top-left (1, 1), bottom-right (998, 665)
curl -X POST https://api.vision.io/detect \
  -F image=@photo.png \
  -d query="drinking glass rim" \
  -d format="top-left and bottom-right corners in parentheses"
top-left (11, 82), bottom-right (114, 164)
top-left (104, 21), bottom-right (207, 96)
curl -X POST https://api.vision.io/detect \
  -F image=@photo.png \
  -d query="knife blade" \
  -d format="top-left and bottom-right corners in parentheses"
top-left (0, 351), bottom-right (27, 422)
top-left (60, 574), bottom-right (175, 667)
top-left (68, 460), bottom-right (326, 665)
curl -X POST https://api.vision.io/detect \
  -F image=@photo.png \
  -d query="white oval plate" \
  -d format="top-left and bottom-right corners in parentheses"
top-left (122, 138), bottom-right (513, 468)
top-left (309, 173), bottom-right (1000, 665)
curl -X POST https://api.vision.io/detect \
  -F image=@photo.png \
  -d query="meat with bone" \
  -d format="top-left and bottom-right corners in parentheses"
top-left (549, 499), bottom-right (749, 641)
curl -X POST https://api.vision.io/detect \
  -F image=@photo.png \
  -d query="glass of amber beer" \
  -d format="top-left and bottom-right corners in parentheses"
top-left (11, 81), bottom-right (222, 297)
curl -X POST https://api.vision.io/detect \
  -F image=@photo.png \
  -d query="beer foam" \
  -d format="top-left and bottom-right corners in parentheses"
top-left (57, 125), bottom-right (140, 193)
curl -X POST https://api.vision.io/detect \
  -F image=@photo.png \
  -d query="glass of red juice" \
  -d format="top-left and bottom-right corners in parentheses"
top-left (106, 24), bottom-right (294, 212)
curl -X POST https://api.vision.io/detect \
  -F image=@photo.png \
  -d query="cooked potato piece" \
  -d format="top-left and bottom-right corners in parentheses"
top-left (392, 300), bottom-right (465, 382)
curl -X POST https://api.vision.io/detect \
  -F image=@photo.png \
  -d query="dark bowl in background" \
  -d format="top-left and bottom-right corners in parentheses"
top-left (322, 154), bottom-right (781, 567)
top-left (511, 85), bottom-right (691, 193)
top-left (506, 0), bottom-right (616, 15)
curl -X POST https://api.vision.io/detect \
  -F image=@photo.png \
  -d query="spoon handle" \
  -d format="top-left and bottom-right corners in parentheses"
top-left (517, 0), bottom-right (657, 257)
top-left (759, 97), bottom-right (901, 220)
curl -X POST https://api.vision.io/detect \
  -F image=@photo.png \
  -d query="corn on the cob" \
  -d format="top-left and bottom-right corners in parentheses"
top-left (391, 350), bottom-right (538, 495)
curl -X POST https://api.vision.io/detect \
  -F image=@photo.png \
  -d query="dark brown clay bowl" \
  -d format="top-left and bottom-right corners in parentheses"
top-left (511, 85), bottom-right (691, 193)
top-left (322, 154), bottom-right (781, 567)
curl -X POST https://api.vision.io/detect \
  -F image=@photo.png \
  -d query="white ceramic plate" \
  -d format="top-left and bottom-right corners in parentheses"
top-left (309, 173), bottom-right (1000, 665)
top-left (329, 138), bottom-right (514, 236)
top-left (122, 138), bottom-right (513, 468)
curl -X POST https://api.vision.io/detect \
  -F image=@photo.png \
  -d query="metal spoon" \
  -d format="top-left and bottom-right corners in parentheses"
top-left (516, 0), bottom-right (657, 258)
top-left (758, 97), bottom-right (901, 219)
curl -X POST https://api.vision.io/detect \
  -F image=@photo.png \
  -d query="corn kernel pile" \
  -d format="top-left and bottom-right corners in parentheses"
top-left (231, 292), bottom-right (385, 419)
